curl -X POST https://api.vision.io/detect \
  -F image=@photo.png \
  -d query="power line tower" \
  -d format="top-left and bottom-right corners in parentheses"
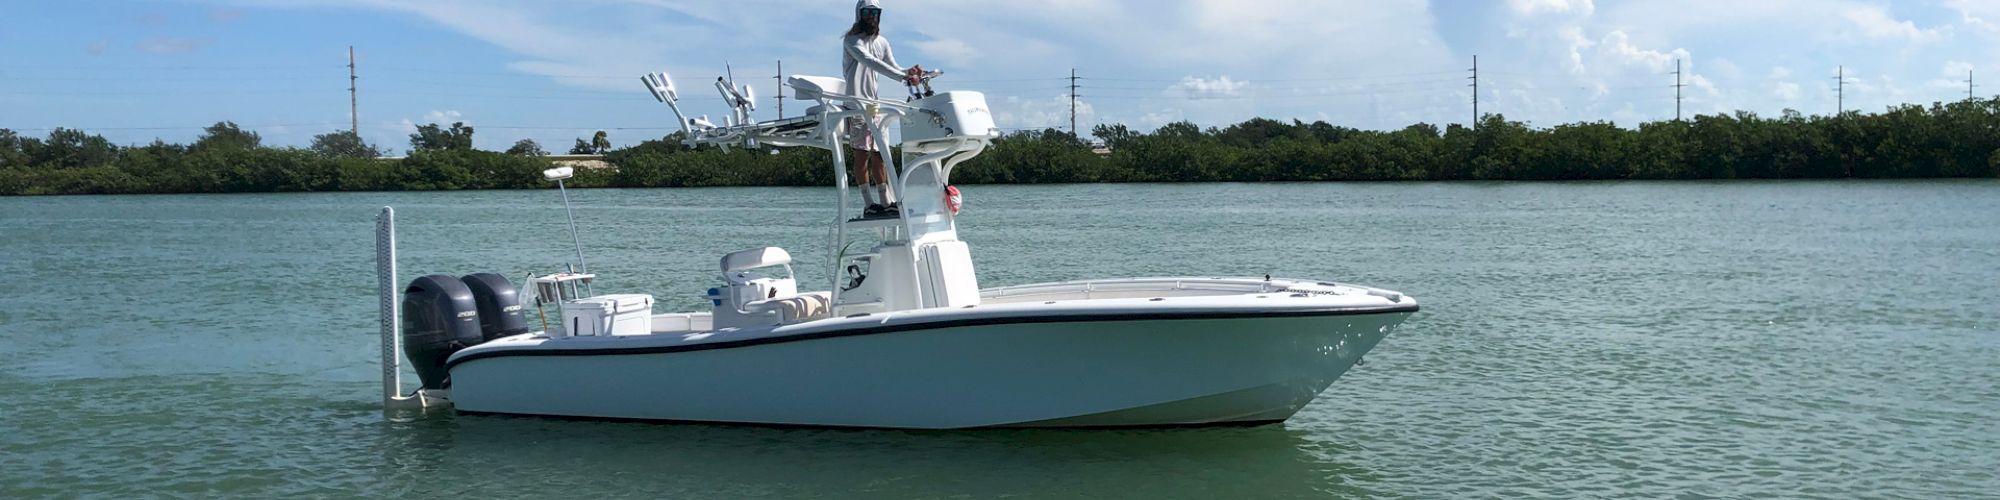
top-left (1468, 55), bottom-right (1479, 128)
top-left (1673, 58), bottom-right (1687, 121)
top-left (774, 60), bottom-right (785, 119)
top-left (347, 46), bottom-right (359, 135)
top-left (1068, 68), bottom-right (1080, 137)
top-left (1833, 65), bottom-right (1849, 115)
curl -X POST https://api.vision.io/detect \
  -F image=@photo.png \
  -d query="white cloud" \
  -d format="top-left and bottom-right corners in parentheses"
top-left (1508, 0), bottom-right (1594, 16)
top-left (1774, 81), bottom-right (1802, 101)
top-left (1942, 61), bottom-right (1975, 78)
top-left (910, 37), bottom-right (978, 68)
top-left (1929, 61), bottom-right (1975, 91)
top-left (1170, 76), bottom-right (1250, 99)
top-left (1592, 30), bottom-right (1687, 74)
top-left (424, 110), bottom-right (465, 124)
top-left (398, 110), bottom-right (467, 135)
top-left (991, 94), bottom-right (1091, 131)
top-left (1842, 5), bottom-right (1948, 42)
top-left (1949, 0), bottom-right (2000, 33)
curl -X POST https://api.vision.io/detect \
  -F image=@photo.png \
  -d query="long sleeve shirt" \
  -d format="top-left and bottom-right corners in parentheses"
top-left (842, 33), bottom-right (903, 100)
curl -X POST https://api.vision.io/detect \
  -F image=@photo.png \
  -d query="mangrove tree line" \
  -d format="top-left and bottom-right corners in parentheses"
top-left (3, 98), bottom-right (1998, 195)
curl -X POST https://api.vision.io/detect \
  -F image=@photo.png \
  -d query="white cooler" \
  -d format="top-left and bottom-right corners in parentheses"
top-left (557, 294), bottom-right (654, 338)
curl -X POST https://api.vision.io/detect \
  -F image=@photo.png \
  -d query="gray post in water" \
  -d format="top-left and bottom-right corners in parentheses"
top-left (376, 207), bottom-right (402, 408)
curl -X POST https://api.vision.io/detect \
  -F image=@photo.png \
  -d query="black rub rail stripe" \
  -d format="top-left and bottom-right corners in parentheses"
top-left (445, 304), bottom-right (1418, 369)
top-left (454, 409), bottom-right (1286, 430)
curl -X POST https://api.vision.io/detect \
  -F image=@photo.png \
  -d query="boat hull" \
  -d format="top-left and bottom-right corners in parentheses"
top-left (445, 310), bottom-right (1410, 429)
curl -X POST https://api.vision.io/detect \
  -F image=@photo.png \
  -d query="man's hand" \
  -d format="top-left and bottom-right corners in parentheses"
top-left (905, 65), bottom-right (926, 85)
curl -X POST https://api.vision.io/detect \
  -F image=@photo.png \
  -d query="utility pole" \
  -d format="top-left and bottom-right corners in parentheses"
top-left (1068, 68), bottom-right (1079, 137)
top-left (774, 60), bottom-right (785, 119)
top-left (1468, 55), bottom-right (1479, 128)
top-left (348, 46), bottom-right (359, 135)
top-left (1969, 70), bottom-right (1977, 101)
top-left (1833, 65), bottom-right (1847, 115)
top-left (1673, 58), bottom-right (1686, 121)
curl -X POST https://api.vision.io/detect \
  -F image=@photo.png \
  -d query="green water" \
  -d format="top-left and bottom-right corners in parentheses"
top-left (3, 182), bottom-right (1997, 498)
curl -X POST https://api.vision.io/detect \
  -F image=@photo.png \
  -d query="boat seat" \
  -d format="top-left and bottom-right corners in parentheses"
top-left (743, 291), bottom-right (831, 324)
top-left (722, 247), bottom-right (791, 273)
top-left (787, 75), bottom-right (848, 101)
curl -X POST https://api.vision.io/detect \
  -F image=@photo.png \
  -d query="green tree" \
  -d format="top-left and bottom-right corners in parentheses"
top-left (0, 129), bottom-right (35, 168)
top-left (192, 121), bottom-right (262, 152)
top-left (35, 128), bottom-right (119, 169)
top-left (506, 138), bottom-right (547, 156)
top-left (570, 131), bottom-right (611, 154)
top-left (592, 130), bottom-right (612, 153)
top-left (309, 130), bottom-right (383, 158)
top-left (410, 122), bottom-right (475, 151)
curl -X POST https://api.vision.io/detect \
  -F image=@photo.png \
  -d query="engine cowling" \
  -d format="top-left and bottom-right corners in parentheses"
top-left (462, 273), bottom-right (530, 342)
top-left (401, 275), bottom-right (483, 390)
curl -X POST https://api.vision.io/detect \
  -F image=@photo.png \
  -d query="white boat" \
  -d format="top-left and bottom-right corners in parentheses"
top-left (372, 67), bottom-right (1418, 429)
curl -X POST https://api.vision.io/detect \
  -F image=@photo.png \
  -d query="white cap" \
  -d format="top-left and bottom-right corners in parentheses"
top-left (856, 0), bottom-right (881, 14)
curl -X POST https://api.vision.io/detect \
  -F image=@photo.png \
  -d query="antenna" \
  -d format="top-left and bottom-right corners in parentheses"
top-left (774, 60), bottom-right (785, 119)
top-left (715, 77), bottom-right (737, 123)
top-left (642, 71), bottom-right (693, 137)
top-left (1969, 69), bottom-right (1977, 101)
top-left (543, 167), bottom-right (588, 276)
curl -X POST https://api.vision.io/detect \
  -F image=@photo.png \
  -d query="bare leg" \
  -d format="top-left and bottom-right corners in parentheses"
top-left (870, 150), bottom-right (896, 205)
top-left (848, 146), bottom-right (877, 207)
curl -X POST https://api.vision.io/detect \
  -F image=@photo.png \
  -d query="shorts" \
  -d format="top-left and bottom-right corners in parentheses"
top-left (844, 115), bottom-right (885, 151)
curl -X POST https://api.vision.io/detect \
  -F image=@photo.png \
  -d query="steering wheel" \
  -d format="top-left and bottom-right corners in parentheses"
top-left (906, 67), bottom-right (943, 100)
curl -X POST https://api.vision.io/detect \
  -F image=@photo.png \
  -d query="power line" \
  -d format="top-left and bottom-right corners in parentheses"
top-left (369, 67), bottom-right (631, 79)
top-left (469, 125), bottom-right (680, 130)
top-left (952, 77), bottom-right (1070, 83)
top-left (3, 123), bottom-right (326, 131)
top-left (1, 64), bottom-right (333, 72)
top-left (1080, 77), bottom-right (1464, 93)
top-left (1081, 85), bottom-right (1463, 101)
top-left (0, 89), bottom-right (328, 96)
top-left (0, 75), bottom-right (326, 82)
top-left (369, 90), bottom-right (640, 101)
top-left (1082, 70), bottom-right (1462, 83)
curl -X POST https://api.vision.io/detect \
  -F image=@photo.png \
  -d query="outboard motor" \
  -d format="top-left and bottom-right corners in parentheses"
top-left (402, 275), bottom-right (483, 390)
top-left (462, 273), bottom-right (530, 341)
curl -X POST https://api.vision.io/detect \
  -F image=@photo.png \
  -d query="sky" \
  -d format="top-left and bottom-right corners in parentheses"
top-left (2, 0), bottom-right (1996, 151)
